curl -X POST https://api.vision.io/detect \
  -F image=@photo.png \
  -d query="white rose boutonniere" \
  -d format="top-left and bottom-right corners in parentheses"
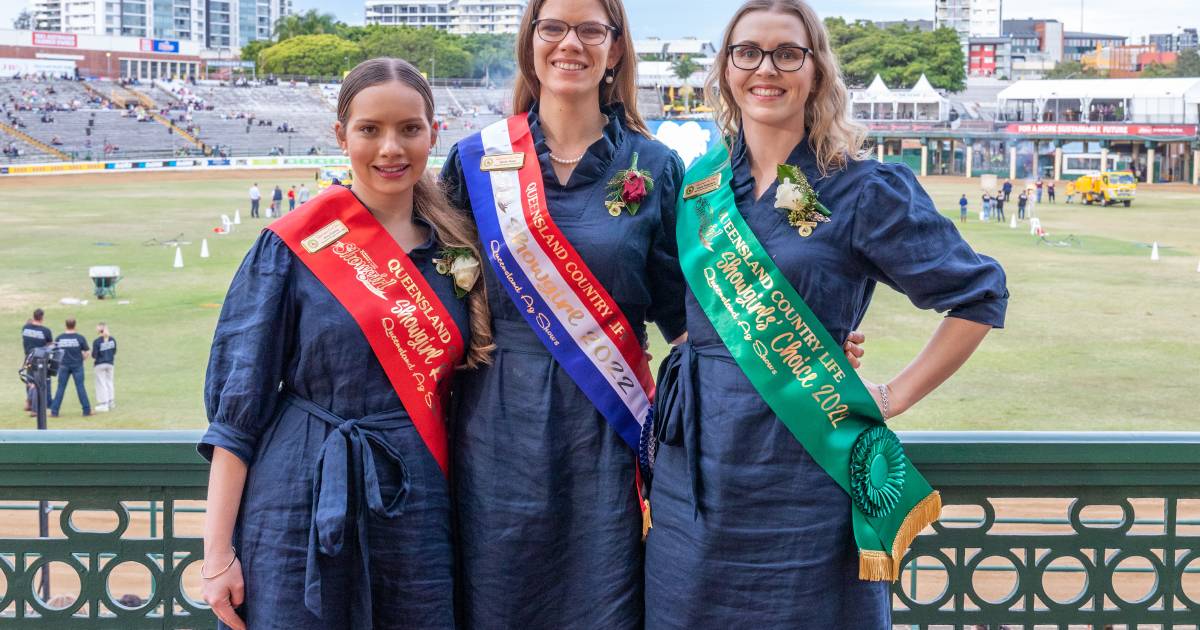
top-left (434, 247), bottom-right (480, 298)
top-left (773, 164), bottom-right (832, 238)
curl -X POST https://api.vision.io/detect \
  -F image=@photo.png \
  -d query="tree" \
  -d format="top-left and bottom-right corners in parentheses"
top-left (461, 33), bottom-right (517, 82)
top-left (1140, 62), bottom-right (1174, 78)
top-left (1044, 60), bottom-right (1103, 79)
top-left (240, 39), bottom-right (271, 64)
top-left (273, 9), bottom-right (344, 42)
top-left (671, 55), bottom-right (702, 109)
top-left (12, 10), bottom-right (32, 30)
top-left (357, 27), bottom-right (472, 79)
top-left (257, 34), bottom-right (363, 77)
top-left (825, 19), bottom-right (965, 92)
top-left (1174, 49), bottom-right (1200, 77)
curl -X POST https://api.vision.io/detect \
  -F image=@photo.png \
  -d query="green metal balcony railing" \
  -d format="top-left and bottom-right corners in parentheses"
top-left (1, 430), bottom-right (1198, 628)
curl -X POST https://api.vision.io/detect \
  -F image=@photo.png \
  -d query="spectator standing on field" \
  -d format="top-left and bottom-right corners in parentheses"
top-left (994, 194), bottom-right (1006, 222)
top-left (21, 308), bottom-right (53, 414)
top-left (287, 186), bottom-right (296, 212)
top-left (959, 194), bottom-right (968, 223)
top-left (297, 183), bottom-right (310, 206)
top-left (1002, 179), bottom-right (1013, 202)
top-left (1035, 178), bottom-right (1044, 203)
top-left (51, 318), bottom-right (91, 417)
top-left (1047, 181), bottom-right (1056, 203)
top-left (248, 183), bottom-right (261, 218)
top-left (1018, 191), bottom-right (1028, 220)
top-left (92, 322), bottom-right (117, 413)
top-left (271, 185), bottom-right (283, 218)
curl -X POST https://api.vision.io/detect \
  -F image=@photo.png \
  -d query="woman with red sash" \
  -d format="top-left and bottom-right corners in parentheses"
top-left (646, 1), bottom-right (1008, 628)
top-left (198, 59), bottom-right (492, 630)
top-left (439, 0), bottom-right (688, 626)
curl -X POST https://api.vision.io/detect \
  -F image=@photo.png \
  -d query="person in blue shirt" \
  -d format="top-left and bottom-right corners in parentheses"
top-left (50, 318), bottom-right (91, 417)
top-left (645, 1), bottom-right (1008, 628)
top-left (959, 193), bottom-right (969, 223)
top-left (21, 308), bottom-right (53, 415)
top-left (92, 322), bottom-right (117, 413)
top-left (199, 58), bottom-right (492, 630)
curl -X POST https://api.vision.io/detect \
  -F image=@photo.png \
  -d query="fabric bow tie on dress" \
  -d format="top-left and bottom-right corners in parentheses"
top-left (285, 394), bottom-right (411, 627)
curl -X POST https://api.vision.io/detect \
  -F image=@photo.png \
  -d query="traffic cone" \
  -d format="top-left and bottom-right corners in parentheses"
top-left (173, 245), bottom-right (184, 268)
top-left (1009, 215), bottom-right (1017, 228)
top-left (234, 209), bottom-right (242, 225)
top-left (1151, 242), bottom-right (1159, 261)
top-left (200, 238), bottom-right (210, 258)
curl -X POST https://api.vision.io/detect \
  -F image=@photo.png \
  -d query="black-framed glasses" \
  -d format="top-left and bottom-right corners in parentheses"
top-left (533, 19), bottom-right (618, 46)
top-left (727, 44), bottom-right (812, 72)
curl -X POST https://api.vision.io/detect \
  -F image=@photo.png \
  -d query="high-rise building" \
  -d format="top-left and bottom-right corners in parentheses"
top-left (1148, 28), bottom-right (1199, 52)
top-left (24, 0), bottom-right (290, 50)
top-left (935, 0), bottom-right (1002, 40)
top-left (364, 0), bottom-right (526, 34)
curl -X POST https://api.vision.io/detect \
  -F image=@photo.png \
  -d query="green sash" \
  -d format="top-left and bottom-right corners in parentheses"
top-left (676, 143), bottom-right (940, 582)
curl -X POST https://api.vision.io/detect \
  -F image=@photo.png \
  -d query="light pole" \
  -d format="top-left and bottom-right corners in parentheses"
top-left (106, 52), bottom-right (111, 79)
top-left (430, 57), bottom-right (436, 86)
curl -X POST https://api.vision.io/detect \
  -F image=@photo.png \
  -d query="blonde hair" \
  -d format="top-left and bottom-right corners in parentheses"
top-left (510, 0), bottom-right (650, 138)
top-left (338, 58), bottom-right (494, 368)
top-left (706, 0), bottom-right (868, 175)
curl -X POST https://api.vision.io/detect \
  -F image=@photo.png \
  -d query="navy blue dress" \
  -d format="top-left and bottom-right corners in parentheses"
top-left (200, 211), bottom-right (471, 630)
top-left (645, 136), bottom-right (1008, 629)
top-left (441, 105), bottom-right (687, 629)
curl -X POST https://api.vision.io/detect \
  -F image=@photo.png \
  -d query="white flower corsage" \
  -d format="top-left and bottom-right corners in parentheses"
top-left (773, 164), bottom-right (832, 237)
top-left (434, 247), bottom-right (480, 298)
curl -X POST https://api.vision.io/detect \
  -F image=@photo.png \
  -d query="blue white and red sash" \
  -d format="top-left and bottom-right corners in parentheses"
top-left (458, 115), bottom-right (657, 473)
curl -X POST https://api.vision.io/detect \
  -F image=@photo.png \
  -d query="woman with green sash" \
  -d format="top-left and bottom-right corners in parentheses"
top-left (645, 1), bottom-right (1008, 627)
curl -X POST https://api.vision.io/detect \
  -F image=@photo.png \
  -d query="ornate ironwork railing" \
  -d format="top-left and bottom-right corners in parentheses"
top-left (0, 431), bottom-right (210, 628)
top-left (897, 431), bottom-right (1200, 627)
top-left (1, 430), bottom-right (1198, 628)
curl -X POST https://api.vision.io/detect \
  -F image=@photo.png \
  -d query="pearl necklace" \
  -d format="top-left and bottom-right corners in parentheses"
top-left (549, 151), bottom-right (585, 165)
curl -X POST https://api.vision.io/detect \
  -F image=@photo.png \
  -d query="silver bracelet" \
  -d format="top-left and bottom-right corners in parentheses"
top-left (878, 384), bottom-right (891, 420)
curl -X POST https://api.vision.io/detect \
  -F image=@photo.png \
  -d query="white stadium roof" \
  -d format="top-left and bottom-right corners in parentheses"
top-left (997, 78), bottom-right (1200, 103)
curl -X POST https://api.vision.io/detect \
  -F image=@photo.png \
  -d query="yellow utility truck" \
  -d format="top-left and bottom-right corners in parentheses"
top-left (1073, 171), bottom-right (1136, 207)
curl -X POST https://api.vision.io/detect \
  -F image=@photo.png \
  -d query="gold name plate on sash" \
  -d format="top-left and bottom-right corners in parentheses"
top-left (683, 173), bottom-right (722, 199)
top-left (480, 152), bottom-right (526, 171)
top-left (302, 219), bottom-right (349, 254)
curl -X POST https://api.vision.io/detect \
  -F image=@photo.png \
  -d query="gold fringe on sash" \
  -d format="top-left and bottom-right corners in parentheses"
top-left (857, 491), bottom-right (943, 582)
top-left (641, 499), bottom-right (653, 541)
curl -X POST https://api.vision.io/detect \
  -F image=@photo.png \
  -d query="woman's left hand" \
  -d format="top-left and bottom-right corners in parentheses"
top-left (843, 330), bottom-right (866, 368)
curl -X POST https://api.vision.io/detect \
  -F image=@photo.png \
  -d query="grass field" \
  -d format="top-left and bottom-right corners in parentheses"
top-left (0, 170), bottom-right (1197, 432)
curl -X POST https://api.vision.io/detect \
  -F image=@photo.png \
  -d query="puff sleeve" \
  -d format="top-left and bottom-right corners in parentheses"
top-left (199, 231), bottom-right (296, 464)
top-left (851, 162), bottom-right (1008, 328)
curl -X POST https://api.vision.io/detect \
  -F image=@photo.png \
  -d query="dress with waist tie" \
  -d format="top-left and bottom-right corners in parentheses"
top-left (199, 228), bottom-right (470, 630)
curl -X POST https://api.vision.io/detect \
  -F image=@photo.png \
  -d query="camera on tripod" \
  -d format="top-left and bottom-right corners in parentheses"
top-left (19, 344), bottom-right (64, 385)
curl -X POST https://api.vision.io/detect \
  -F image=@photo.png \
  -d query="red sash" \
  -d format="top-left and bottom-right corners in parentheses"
top-left (268, 186), bottom-right (464, 475)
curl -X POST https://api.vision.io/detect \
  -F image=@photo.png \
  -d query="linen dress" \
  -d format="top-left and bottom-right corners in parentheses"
top-left (200, 210), bottom-right (470, 630)
top-left (645, 136), bottom-right (1009, 629)
top-left (441, 104), bottom-right (687, 629)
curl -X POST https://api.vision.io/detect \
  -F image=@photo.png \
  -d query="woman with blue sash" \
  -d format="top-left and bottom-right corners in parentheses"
top-left (198, 59), bottom-right (493, 630)
top-left (646, 1), bottom-right (1009, 628)
top-left (440, 0), bottom-right (688, 626)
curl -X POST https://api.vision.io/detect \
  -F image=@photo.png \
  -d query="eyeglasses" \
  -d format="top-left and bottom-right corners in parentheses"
top-left (727, 44), bottom-right (812, 72)
top-left (533, 19), bottom-right (618, 46)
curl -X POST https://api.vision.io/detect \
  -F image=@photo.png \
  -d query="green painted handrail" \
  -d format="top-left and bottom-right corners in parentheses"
top-left (1, 429), bottom-right (1198, 627)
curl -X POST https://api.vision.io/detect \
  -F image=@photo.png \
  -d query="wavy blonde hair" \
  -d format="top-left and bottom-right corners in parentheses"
top-left (338, 58), bottom-right (494, 368)
top-left (706, 0), bottom-right (868, 175)
top-left (510, 0), bottom-right (650, 138)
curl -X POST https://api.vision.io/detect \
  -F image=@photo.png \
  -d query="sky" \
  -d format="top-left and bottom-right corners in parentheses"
top-left (0, 0), bottom-right (1194, 43)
